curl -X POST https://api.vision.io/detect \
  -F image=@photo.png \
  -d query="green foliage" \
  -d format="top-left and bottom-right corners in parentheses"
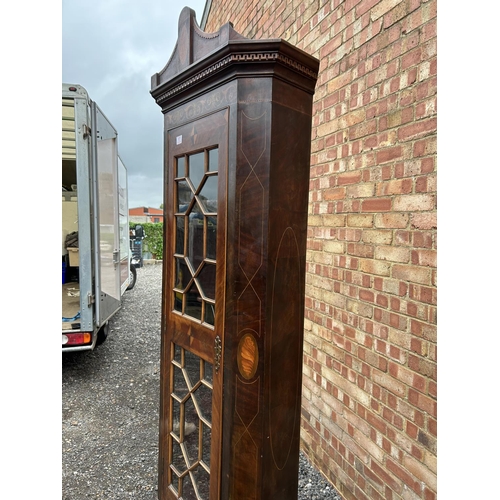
top-left (130, 222), bottom-right (163, 259)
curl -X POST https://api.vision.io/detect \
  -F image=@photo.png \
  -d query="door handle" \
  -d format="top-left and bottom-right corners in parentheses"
top-left (214, 335), bottom-right (222, 373)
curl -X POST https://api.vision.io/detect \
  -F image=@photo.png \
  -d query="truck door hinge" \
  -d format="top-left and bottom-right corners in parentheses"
top-left (87, 293), bottom-right (95, 306)
top-left (83, 124), bottom-right (91, 139)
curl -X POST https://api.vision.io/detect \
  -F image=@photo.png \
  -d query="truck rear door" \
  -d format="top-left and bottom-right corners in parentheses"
top-left (92, 102), bottom-right (121, 325)
top-left (118, 156), bottom-right (131, 295)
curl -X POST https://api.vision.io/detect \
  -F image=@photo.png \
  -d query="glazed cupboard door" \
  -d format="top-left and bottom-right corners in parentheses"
top-left (159, 109), bottom-right (228, 500)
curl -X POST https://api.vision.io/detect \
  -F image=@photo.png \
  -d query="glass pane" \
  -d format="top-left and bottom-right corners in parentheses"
top-left (171, 439), bottom-right (185, 473)
top-left (182, 473), bottom-right (197, 500)
top-left (201, 421), bottom-right (211, 467)
top-left (174, 257), bottom-right (191, 291)
top-left (175, 216), bottom-right (185, 255)
top-left (199, 175), bottom-right (218, 213)
top-left (184, 397), bottom-right (199, 463)
top-left (202, 360), bottom-right (213, 386)
top-left (189, 152), bottom-right (205, 192)
top-left (173, 291), bottom-right (183, 313)
top-left (208, 148), bottom-right (218, 172)
top-left (177, 180), bottom-right (193, 211)
top-left (204, 302), bottom-right (215, 326)
top-left (185, 283), bottom-right (202, 320)
top-left (187, 202), bottom-right (205, 271)
top-left (206, 219), bottom-right (217, 260)
top-left (173, 364), bottom-right (189, 400)
top-left (191, 466), bottom-right (209, 499)
top-left (174, 343), bottom-right (182, 363)
top-left (193, 382), bottom-right (213, 424)
top-left (172, 398), bottom-right (182, 439)
top-left (193, 466), bottom-right (210, 500)
top-left (170, 473), bottom-right (180, 496)
top-left (184, 349), bottom-right (201, 387)
top-left (176, 156), bottom-right (186, 178)
top-left (197, 264), bottom-right (216, 300)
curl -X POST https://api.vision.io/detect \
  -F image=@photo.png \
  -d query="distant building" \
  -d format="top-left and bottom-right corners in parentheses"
top-left (129, 206), bottom-right (164, 224)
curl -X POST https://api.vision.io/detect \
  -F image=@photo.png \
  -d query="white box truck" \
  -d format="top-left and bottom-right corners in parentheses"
top-left (62, 83), bottom-right (137, 351)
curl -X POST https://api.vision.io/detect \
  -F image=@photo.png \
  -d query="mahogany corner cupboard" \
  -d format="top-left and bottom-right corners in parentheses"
top-left (151, 7), bottom-right (319, 500)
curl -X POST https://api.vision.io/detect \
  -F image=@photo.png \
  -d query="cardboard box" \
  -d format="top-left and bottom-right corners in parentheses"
top-left (67, 247), bottom-right (79, 267)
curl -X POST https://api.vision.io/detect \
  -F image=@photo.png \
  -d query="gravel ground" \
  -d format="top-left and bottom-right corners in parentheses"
top-left (62, 263), bottom-right (341, 499)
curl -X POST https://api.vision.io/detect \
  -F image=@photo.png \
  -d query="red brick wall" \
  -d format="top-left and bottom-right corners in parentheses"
top-left (205, 1), bottom-right (437, 498)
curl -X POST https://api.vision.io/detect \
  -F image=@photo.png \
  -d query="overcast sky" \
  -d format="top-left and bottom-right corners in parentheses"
top-left (62, 0), bottom-right (208, 209)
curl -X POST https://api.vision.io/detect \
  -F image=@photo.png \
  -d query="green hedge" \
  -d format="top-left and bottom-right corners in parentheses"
top-left (130, 222), bottom-right (163, 259)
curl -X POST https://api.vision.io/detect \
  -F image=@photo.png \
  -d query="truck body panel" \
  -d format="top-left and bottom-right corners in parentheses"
top-left (62, 83), bottom-right (132, 351)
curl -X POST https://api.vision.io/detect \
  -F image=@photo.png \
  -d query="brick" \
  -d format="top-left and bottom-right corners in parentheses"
top-left (346, 298), bottom-right (374, 318)
top-left (363, 230), bottom-right (393, 245)
top-left (376, 294), bottom-right (388, 308)
top-left (359, 289), bottom-right (375, 302)
top-left (392, 264), bottom-right (431, 285)
top-left (411, 213), bottom-right (436, 229)
top-left (412, 231), bottom-right (434, 248)
top-left (398, 117), bottom-right (437, 141)
top-left (337, 228), bottom-right (363, 242)
top-left (338, 171), bottom-right (363, 185)
top-left (323, 241), bottom-right (346, 255)
top-left (428, 380), bottom-right (436, 398)
top-left (413, 138), bottom-right (436, 159)
top-left (374, 213), bottom-right (409, 228)
top-left (411, 249), bottom-right (436, 267)
top-left (348, 243), bottom-right (375, 258)
top-left (340, 109), bottom-right (366, 128)
top-left (376, 178), bottom-right (413, 196)
top-left (317, 118), bottom-right (340, 138)
top-left (324, 187), bottom-right (346, 200)
top-left (403, 454), bottom-right (437, 491)
top-left (320, 32), bottom-right (343, 59)
top-left (361, 198), bottom-right (392, 212)
top-left (323, 214), bottom-right (346, 227)
top-left (375, 246), bottom-right (410, 263)
top-left (372, 369), bottom-right (406, 397)
top-left (359, 259), bottom-right (391, 276)
top-left (370, 0), bottom-right (403, 20)
top-left (409, 284), bottom-right (437, 305)
top-left (370, 460), bottom-right (402, 494)
top-left (386, 459), bottom-right (421, 495)
top-left (394, 230), bottom-right (411, 246)
top-left (402, 46), bottom-right (422, 69)
top-left (347, 214), bottom-right (374, 227)
top-left (346, 183), bottom-right (376, 198)
top-left (349, 119), bottom-right (378, 140)
top-left (408, 388), bottom-right (437, 417)
top-left (394, 194), bottom-right (436, 212)
top-left (376, 146), bottom-right (403, 164)
top-left (415, 175), bottom-right (428, 192)
top-left (408, 354), bottom-right (436, 380)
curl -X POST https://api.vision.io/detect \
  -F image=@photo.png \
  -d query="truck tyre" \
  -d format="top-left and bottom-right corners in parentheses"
top-left (127, 264), bottom-right (137, 291)
top-left (96, 322), bottom-right (109, 346)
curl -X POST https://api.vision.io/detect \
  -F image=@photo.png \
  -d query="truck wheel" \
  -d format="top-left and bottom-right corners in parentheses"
top-left (96, 322), bottom-right (109, 346)
top-left (127, 264), bottom-right (137, 291)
